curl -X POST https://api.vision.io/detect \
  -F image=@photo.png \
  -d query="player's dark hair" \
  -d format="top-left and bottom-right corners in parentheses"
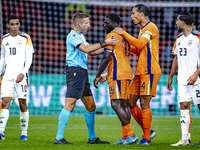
top-left (72, 12), bottom-right (89, 25)
top-left (179, 11), bottom-right (194, 25)
top-left (106, 13), bottom-right (120, 24)
top-left (7, 15), bottom-right (19, 24)
top-left (134, 4), bottom-right (151, 16)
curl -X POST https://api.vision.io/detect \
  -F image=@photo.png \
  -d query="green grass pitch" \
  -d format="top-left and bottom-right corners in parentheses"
top-left (0, 116), bottom-right (200, 150)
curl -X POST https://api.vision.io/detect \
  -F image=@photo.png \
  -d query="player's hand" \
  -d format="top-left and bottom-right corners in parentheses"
top-left (113, 27), bottom-right (123, 34)
top-left (105, 38), bottom-right (118, 46)
top-left (187, 73), bottom-right (198, 85)
top-left (16, 73), bottom-right (24, 83)
top-left (99, 77), bottom-right (106, 84)
top-left (94, 76), bottom-right (102, 88)
top-left (167, 78), bottom-right (173, 91)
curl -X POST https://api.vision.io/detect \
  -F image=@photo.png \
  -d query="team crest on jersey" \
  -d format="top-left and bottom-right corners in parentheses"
top-left (17, 40), bottom-right (22, 46)
top-left (187, 40), bottom-right (192, 46)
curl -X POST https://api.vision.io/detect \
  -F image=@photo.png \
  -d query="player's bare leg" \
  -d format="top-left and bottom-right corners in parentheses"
top-left (111, 99), bottom-right (138, 145)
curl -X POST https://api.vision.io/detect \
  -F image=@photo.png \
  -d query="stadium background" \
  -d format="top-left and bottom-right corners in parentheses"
top-left (0, 0), bottom-right (200, 116)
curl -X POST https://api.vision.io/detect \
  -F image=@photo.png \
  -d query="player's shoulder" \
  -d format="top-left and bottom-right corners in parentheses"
top-left (144, 22), bottom-right (158, 35)
top-left (176, 32), bottom-right (184, 39)
top-left (106, 32), bottom-right (121, 39)
top-left (147, 22), bottom-right (158, 31)
top-left (1, 33), bottom-right (10, 41)
top-left (191, 29), bottom-right (200, 37)
top-left (19, 32), bottom-right (31, 40)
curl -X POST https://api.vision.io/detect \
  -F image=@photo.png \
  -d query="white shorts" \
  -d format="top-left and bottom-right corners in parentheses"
top-left (178, 84), bottom-right (200, 105)
top-left (1, 77), bottom-right (29, 99)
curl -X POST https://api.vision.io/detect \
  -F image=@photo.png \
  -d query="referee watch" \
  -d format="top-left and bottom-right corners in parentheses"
top-left (100, 41), bottom-right (106, 48)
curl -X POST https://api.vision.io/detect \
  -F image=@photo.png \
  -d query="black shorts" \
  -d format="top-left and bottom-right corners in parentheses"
top-left (65, 67), bottom-right (92, 99)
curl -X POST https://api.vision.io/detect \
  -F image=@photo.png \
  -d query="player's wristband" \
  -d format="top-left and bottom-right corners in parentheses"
top-left (100, 41), bottom-right (106, 48)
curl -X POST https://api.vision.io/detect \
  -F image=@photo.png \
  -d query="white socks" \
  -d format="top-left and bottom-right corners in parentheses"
top-left (20, 110), bottom-right (29, 136)
top-left (0, 109), bottom-right (9, 134)
top-left (180, 110), bottom-right (190, 140)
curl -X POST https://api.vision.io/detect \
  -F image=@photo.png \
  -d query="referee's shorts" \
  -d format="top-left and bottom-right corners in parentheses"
top-left (65, 66), bottom-right (92, 99)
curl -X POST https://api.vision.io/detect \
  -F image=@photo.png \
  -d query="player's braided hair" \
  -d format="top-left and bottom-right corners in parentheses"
top-left (134, 4), bottom-right (151, 16)
top-left (179, 11), bottom-right (194, 25)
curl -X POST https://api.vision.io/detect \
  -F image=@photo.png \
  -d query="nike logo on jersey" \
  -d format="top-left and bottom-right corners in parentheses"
top-left (5, 42), bottom-right (9, 46)
top-left (74, 72), bottom-right (76, 76)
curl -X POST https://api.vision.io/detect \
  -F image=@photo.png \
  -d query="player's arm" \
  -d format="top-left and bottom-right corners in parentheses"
top-left (187, 64), bottom-right (200, 85)
top-left (16, 50), bottom-right (33, 83)
top-left (16, 36), bottom-right (34, 83)
top-left (187, 35), bottom-right (200, 85)
top-left (78, 38), bottom-right (118, 54)
top-left (113, 27), bottom-right (149, 49)
top-left (88, 48), bottom-right (104, 56)
top-left (94, 50), bottom-right (112, 88)
top-left (121, 31), bottom-right (149, 49)
top-left (0, 43), bottom-right (6, 75)
top-left (130, 46), bottom-right (138, 55)
top-left (167, 55), bottom-right (178, 91)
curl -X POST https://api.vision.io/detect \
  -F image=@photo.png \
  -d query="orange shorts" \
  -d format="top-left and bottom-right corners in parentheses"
top-left (130, 74), bottom-right (161, 97)
top-left (109, 80), bottom-right (131, 100)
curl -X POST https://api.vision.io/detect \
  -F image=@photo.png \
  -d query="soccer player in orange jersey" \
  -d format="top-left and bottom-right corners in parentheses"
top-left (94, 13), bottom-right (138, 145)
top-left (113, 4), bottom-right (161, 145)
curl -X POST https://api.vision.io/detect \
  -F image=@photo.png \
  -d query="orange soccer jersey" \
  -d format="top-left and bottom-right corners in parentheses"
top-left (104, 32), bottom-right (133, 83)
top-left (122, 21), bottom-right (161, 75)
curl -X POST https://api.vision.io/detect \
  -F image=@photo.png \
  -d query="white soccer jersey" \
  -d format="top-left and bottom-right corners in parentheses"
top-left (174, 30), bottom-right (200, 85)
top-left (0, 32), bottom-right (34, 80)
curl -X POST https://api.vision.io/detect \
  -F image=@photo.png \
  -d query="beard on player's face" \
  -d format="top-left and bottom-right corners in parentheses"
top-left (177, 26), bottom-right (183, 33)
top-left (105, 26), bottom-right (114, 34)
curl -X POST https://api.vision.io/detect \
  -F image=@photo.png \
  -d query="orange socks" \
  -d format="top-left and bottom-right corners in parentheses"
top-left (130, 105), bottom-right (143, 129)
top-left (123, 123), bottom-right (135, 138)
top-left (141, 108), bottom-right (152, 141)
top-left (121, 126), bottom-right (128, 140)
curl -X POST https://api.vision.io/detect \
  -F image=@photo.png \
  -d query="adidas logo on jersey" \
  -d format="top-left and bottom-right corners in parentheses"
top-left (5, 42), bottom-right (9, 46)
top-left (23, 94), bottom-right (27, 97)
top-left (181, 120), bottom-right (185, 123)
top-left (177, 42), bottom-right (180, 46)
